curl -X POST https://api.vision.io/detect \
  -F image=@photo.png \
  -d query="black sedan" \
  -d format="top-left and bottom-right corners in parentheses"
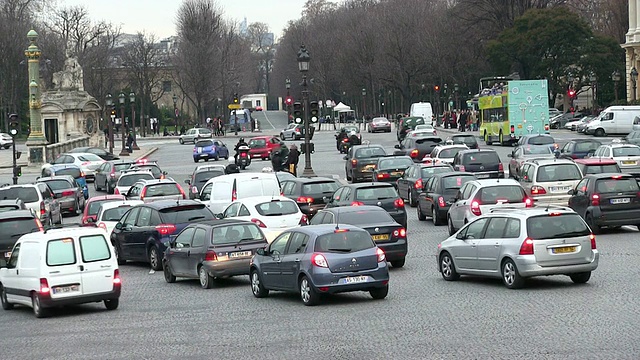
top-left (372, 156), bottom-right (414, 186)
top-left (325, 183), bottom-right (407, 229)
top-left (396, 164), bottom-right (454, 207)
top-left (280, 177), bottom-right (340, 219)
top-left (185, 165), bottom-right (226, 199)
top-left (417, 172), bottom-right (476, 225)
top-left (70, 146), bottom-right (119, 161)
top-left (310, 206), bottom-right (407, 268)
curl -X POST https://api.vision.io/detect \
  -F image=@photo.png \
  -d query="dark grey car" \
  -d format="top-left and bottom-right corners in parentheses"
top-left (36, 176), bottom-right (85, 215)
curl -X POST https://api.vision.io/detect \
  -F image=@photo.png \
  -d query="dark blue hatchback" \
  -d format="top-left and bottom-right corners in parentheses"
top-left (193, 139), bottom-right (229, 162)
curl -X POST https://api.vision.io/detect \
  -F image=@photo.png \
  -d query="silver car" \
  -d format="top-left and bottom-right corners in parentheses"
top-left (114, 170), bottom-right (155, 196)
top-left (36, 176), bottom-right (85, 215)
top-left (437, 207), bottom-right (599, 289)
top-left (280, 123), bottom-right (303, 140)
top-left (125, 179), bottom-right (186, 203)
top-left (179, 128), bottom-right (212, 144)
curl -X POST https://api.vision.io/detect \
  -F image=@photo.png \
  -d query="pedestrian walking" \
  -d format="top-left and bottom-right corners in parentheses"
top-left (271, 150), bottom-right (284, 172)
top-left (287, 144), bottom-right (300, 176)
top-left (126, 132), bottom-right (134, 153)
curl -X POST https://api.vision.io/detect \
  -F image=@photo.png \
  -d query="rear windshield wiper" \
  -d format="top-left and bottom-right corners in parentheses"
top-left (376, 197), bottom-right (393, 200)
top-left (551, 231), bottom-right (590, 238)
top-left (188, 216), bottom-right (206, 221)
top-left (265, 213), bottom-right (283, 216)
top-left (327, 248), bottom-right (352, 252)
top-left (233, 237), bottom-right (259, 247)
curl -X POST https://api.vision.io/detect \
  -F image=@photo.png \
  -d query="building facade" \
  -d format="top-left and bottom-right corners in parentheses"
top-left (624, 0), bottom-right (640, 101)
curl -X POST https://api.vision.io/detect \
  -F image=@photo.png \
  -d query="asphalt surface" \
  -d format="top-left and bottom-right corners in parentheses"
top-left (1, 121), bottom-right (639, 359)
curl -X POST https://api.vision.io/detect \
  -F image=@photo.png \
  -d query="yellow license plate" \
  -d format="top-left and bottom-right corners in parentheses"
top-left (552, 246), bottom-right (576, 254)
top-left (371, 234), bottom-right (389, 241)
top-left (391, 172), bottom-right (403, 176)
top-left (364, 165), bottom-right (375, 170)
top-left (622, 160), bottom-right (636, 165)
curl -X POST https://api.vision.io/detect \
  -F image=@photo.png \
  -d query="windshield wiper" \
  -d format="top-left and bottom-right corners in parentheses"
top-left (188, 216), bottom-right (206, 221)
top-left (233, 237), bottom-right (257, 247)
top-left (327, 248), bottom-right (352, 252)
top-left (265, 213), bottom-right (283, 216)
top-left (376, 197), bottom-right (393, 200)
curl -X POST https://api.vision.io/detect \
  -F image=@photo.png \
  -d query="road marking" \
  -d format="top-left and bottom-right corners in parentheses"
top-left (261, 112), bottom-right (276, 130)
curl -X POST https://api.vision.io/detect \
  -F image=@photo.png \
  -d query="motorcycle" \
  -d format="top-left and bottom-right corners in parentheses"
top-left (235, 145), bottom-right (251, 170)
top-left (339, 138), bottom-right (350, 153)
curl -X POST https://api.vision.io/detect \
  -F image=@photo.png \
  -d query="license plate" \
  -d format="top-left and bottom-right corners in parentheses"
top-left (622, 160), bottom-right (636, 165)
top-left (229, 251), bottom-right (252, 258)
top-left (391, 171), bottom-right (403, 176)
top-left (4, 252), bottom-right (10, 258)
top-left (371, 234), bottom-right (389, 241)
top-left (549, 186), bottom-right (570, 192)
top-left (52, 284), bottom-right (79, 294)
top-left (200, 154), bottom-right (208, 158)
top-left (611, 198), bottom-right (631, 204)
top-left (339, 276), bottom-right (369, 284)
top-left (364, 165), bottom-right (375, 170)
top-left (476, 174), bottom-right (490, 179)
top-left (552, 246), bottom-right (577, 254)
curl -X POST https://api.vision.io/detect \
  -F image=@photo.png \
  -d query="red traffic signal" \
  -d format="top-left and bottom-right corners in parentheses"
top-left (285, 96), bottom-right (293, 105)
top-left (567, 89), bottom-right (576, 98)
top-left (434, 85), bottom-right (440, 92)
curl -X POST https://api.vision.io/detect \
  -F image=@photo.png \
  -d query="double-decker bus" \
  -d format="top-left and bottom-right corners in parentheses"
top-left (478, 77), bottom-right (550, 145)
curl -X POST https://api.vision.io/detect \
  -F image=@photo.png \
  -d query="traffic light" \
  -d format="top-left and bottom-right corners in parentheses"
top-left (13, 166), bottom-right (21, 178)
top-left (434, 85), bottom-right (440, 92)
top-left (285, 96), bottom-right (293, 106)
top-left (567, 89), bottom-right (576, 98)
top-left (309, 101), bottom-right (319, 122)
top-left (110, 109), bottom-right (116, 117)
top-left (9, 114), bottom-right (18, 137)
top-left (233, 93), bottom-right (239, 104)
top-left (293, 102), bottom-right (303, 124)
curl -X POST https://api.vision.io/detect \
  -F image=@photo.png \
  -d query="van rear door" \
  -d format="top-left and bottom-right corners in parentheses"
top-left (78, 234), bottom-right (116, 295)
top-left (45, 238), bottom-right (84, 299)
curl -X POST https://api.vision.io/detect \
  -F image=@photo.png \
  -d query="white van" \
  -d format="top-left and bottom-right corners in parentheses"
top-left (585, 106), bottom-right (640, 136)
top-left (199, 173), bottom-right (280, 214)
top-left (410, 102), bottom-right (434, 125)
top-left (0, 226), bottom-right (121, 318)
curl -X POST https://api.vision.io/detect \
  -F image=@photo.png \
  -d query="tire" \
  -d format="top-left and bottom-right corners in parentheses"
top-left (114, 243), bottom-right (126, 265)
top-left (586, 213), bottom-right (601, 234)
top-left (148, 246), bottom-right (162, 271)
top-left (199, 265), bottom-right (214, 289)
top-left (369, 284), bottom-right (389, 300)
top-left (73, 200), bottom-right (80, 216)
top-left (240, 165), bottom-right (246, 170)
top-left (179, 138), bottom-right (184, 144)
top-left (432, 207), bottom-right (443, 226)
top-left (32, 293), bottom-right (48, 318)
top-left (346, 171), bottom-right (352, 181)
top-left (417, 204), bottom-right (427, 221)
top-left (0, 285), bottom-right (13, 310)
top-left (299, 276), bottom-right (319, 306)
top-left (408, 190), bottom-right (417, 207)
top-left (484, 131), bottom-right (492, 146)
top-left (447, 216), bottom-right (456, 235)
top-left (106, 182), bottom-right (114, 195)
top-left (501, 259), bottom-right (525, 289)
top-left (439, 252), bottom-right (460, 281)
top-left (94, 179), bottom-right (100, 191)
top-left (594, 128), bottom-right (605, 137)
top-left (204, 158), bottom-right (209, 162)
top-left (280, 133), bottom-right (285, 139)
top-left (214, 155), bottom-right (219, 161)
top-left (391, 258), bottom-right (405, 268)
top-left (194, 158), bottom-right (199, 163)
top-left (250, 269), bottom-right (269, 298)
top-left (194, 137), bottom-right (199, 143)
top-left (569, 272), bottom-right (591, 284)
top-left (104, 299), bottom-right (119, 310)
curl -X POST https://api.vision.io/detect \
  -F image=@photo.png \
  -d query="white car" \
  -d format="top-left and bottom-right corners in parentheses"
top-left (409, 124), bottom-right (437, 136)
top-left (96, 200), bottom-right (143, 238)
top-left (42, 153), bottom-right (105, 181)
top-left (218, 195), bottom-right (306, 242)
top-left (0, 133), bottom-right (13, 149)
top-left (591, 141), bottom-right (640, 175)
top-left (424, 144), bottom-right (468, 165)
top-left (114, 170), bottom-right (155, 196)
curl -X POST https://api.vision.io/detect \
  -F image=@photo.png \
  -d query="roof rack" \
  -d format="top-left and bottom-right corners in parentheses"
top-left (43, 223), bottom-right (97, 233)
top-left (541, 204), bottom-right (573, 212)
top-left (488, 206), bottom-right (525, 213)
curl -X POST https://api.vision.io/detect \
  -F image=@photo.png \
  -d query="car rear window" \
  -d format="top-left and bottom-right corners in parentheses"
top-left (438, 148), bottom-right (464, 158)
top-left (41, 179), bottom-right (73, 191)
top-left (421, 166), bottom-right (453, 178)
top-left (255, 200), bottom-right (299, 216)
top-left (442, 175), bottom-right (475, 189)
top-left (100, 206), bottom-right (132, 222)
top-left (236, 179), bottom-right (280, 198)
top-left (79, 234), bottom-right (111, 262)
top-left (355, 147), bottom-right (386, 158)
top-left (574, 142), bottom-right (599, 152)
top-left (595, 178), bottom-right (639, 193)
top-left (0, 218), bottom-right (39, 239)
top-left (462, 152), bottom-right (500, 165)
top-left (114, 163), bottom-right (133, 172)
top-left (378, 158), bottom-right (413, 169)
top-left (339, 210), bottom-right (394, 225)
top-left (118, 173), bottom-right (154, 187)
top-left (582, 164), bottom-right (620, 174)
top-left (55, 168), bottom-right (82, 178)
top-left (526, 214), bottom-right (590, 240)
top-left (0, 187), bottom-right (39, 203)
top-left (451, 136), bottom-right (477, 145)
top-left (302, 181), bottom-right (339, 195)
top-left (526, 136), bottom-right (554, 145)
top-left (199, 128), bottom-right (212, 134)
top-left (536, 164), bottom-right (582, 182)
top-left (194, 170), bottom-right (224, 184)
top-left (523, 146), bottom-right (552, 155)
top-left (478, 185), bottom-right (525, 204)
top-left (355, 186), bottom-right (398, 200)
top-left (88, 199), bottom-right (121, 216)
top-left (47, 238), bottom-right (76, 266)
top-left (613, 146), bottom-right (640, 157)
top-left (196, 140), bottom-right (214, 147)
top-left (249, 139), bottom-right (266, 147)
top-left (145, 183), bottom-right (181, 197)
top-left (0, 205), bottom-right (20, 212)
top-left (159, 205), bottom-right (215, 223)
top-left (314, 230), bottom-right (375, 253)
top-left (416, 138), bottom-right (442, 146)
top-left (78, 154), bottom-right (103, 162)
top-left (211, 224), bottom-right (264, 245)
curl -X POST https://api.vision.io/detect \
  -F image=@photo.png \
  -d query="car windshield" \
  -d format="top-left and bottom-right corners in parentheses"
top-left (442, 175), bottom-right (475, 190)
top-left (527, 214), bottom-right (590, 240)
top-left (574, 142), bottom-right (600, 152)
top-left (582, 164), bottom-right (620, 174)
top-left (522, 146), bottom-right (552, 155)
top-left (249, 139), bottom-right (266, 147)
top-left (344, 127), bottom-right (359, 133)
top-left (478, 185), bottom-right (525, 204)
top-left (42, 179), bottom-right (73, 191)
top-left (77, 154), bottom-right (103, 161)
top-left (55, 168), bottom-right (82, 178)
top-left (118, 173), bottom-right (154, 187)
top-left (595, 178), bottom-right (639, 193)
top-left (526, 136), bottom-right (554, 145)
top-left (613, 146), bottom-right (640, 157)
top-left (536, 164), bottom-right (582, 182)
top-left (114, 163), bottom-right (133, 172)
top-left (421, 166), bottom-right (453, 178)
top-left (194, 170), bottom-right (224, 184)
top-left (339, 210), bottom-right (393, 225)
top-left (416, 138), bottom-right (442, 146)
top-left (160, 205), bottom-right (215, 223)
top-left (438, 148), bottom-right (465, 158)
top-left (100, 206), bottom-right (132, 222)
top-left (415, 125), bottom-right (433, 130)
top-left (302, 181), bottom-right (339, 195)
top-left (314, 230), bottom-right (375, 253)
top-left (196, 140), bottom-right (214, 147)
top-left (462, 152), bottom-right (500, 165)
top-left (378, 158), bottom-right (413, 169)
top-left (255, 200), bottom-right (299, 216)
top-left (355, 186), bottom-right (398, 200)
top-left (355, 147), bottom-right (386, 158)
top-left (145, 183), bottom-right (181, 197)
top-left (88, 199), bottom-right (118, 216)
top-left (0, 218), bottom-right (38, 238)
top-left (0, 187), bottom-right (39, 203)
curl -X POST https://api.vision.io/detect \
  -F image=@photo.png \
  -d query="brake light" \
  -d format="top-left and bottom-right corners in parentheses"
top-left (524, 197), bottom-right (533, 207)
top-left (591, 193), bottom-right (600, 206)
top-left (351, 201), bottom-right (364, 206)
top-left (312, 253), bottom-right (328, 267)
top-left (98, 222), bottom-right (107, 230)
top-left (160, 174), bottom-right (166, 180)
top-left (415, 178), bottom-right (423, 189)
top-left (300, 214), bottom-right (308, 225)
top-left (531, 186), bottom-right (546, 195)
top-left (590, 233), bottom-right (596, 249)
top-left (155, 224), bottom-right (176, 235)
top-left (231, 188), bottom-right (237, 201)
top-left (114, 188), bottom-right (120, 195)
top-left (410, 149), bottom-right (419, 158)
top-left (109, 171), bottom-right (115, 178)
top-left (548, 212), bottom-right (562, 216)
top-left (519, 237), bottom-right (534, 255)
top-left (334, 229), bottom-right (349, 233)
top-left (191, 186), bottom-right (198, 194)
top-left (458, 165), bottom-right (466, 172)
top-left (377, 173), bottom-right (390, 179)
top-left (39, 278), bottom-right (50, 294)
top-left (342, 138), bottom-right (348, 143)
top-left (113, 269), bottom-right (121, 285)
top-left (470, 199), bottom-right (481, 216)
top-left (40, 201), bottom-right (46, 216)
top-left (376, 248), bottom-right (386, 262)
top-left (393, 228), bottom-right (406, 238)
top-left (61, 190), bottom-right (75, 197)
top-left (177, 184), bottom-right (186, 199)
top-left (140, 187), bottom-right (147, 201)
top-left (351, 159), bottom-right (358, 167)
top-left (394, 198), bottom-right (405, 208)
top-left (611, 175), bottom-right (622, 179)
top-left (498, 163), bottom-right (504, 172)
top-left (251, 218), bottom-right (267, 228)
top-left (297, 196), bottom-right (313, 203)
top-left (205, 251), bottom-right (218, 261)
top-left (438, 196), bottom-right (446, 207)
top-left (510, 125), bottom-right (515, 133)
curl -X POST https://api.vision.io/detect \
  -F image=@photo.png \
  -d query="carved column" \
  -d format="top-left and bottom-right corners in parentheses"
top-left (630, 0), bottom-right (637, 38)
top-left (25, 30), bottom-right (47, 164)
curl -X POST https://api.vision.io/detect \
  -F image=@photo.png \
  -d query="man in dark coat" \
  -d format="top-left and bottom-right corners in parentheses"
top-left (287, 144), bottom-right (300, 176)
top-left (271, 150), bottom-right (284, 172)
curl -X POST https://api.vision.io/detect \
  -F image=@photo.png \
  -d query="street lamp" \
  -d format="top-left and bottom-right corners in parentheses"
top-left (361, 88), bottom-right (367, 127)
top-left (118, 92), bottom-right (128, 157)
top-left (9, 114), bottom-right (20, 184)
top-left (612, 70), bottom-right (621, 102)
top-left (285, 78), bottom-right (291, 120)
top-left (454, 83), bottom-right (460, 110)
top-left (129, 92), bottom-right (139, 150)
top-left (297, 44), bottom-right (315, 177)
top-left (631, 67), bottom-right (638, 101)
top-left (172, 94), bottom-right (178, 134)
top-left (589, 72), bottom-right (597, 110)
top-left (106, 93), bottom-right (114, 153)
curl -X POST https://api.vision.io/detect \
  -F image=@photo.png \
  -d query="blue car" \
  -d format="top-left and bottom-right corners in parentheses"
top-left (193, 139), bottom-right (229, 163)
top-left (250, 224), bottom-right (390, 306)
top-left (41, 164), bottom-right (89, 199)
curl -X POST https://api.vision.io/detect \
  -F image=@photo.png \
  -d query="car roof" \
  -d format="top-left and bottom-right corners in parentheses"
top-left (282, 177), bottom-right (336, 184)
top-left (431, 171), bottom-right (475, 178)
top-left (139, 179), bottom-right (178, 186)
top-left (298, 223), bottom-right (364, 236)
top-left (524, 158), bottom-right (575, 166)
top-left (188, 219), bottom-right (255, 228)
top-left (98, 200), bottom-right (144, 211)
top-left (469, 178), bottom-right (520, 187)
top-left (569, 138), bottom-right (600, 143)
top-left (458, 149), bottom-right (497, 155)
top-left (107, 160), bottom-right (135, 165)
top-left (250, 136), bottom-right (270, 140)
top-left (342, 182), bottom-right (395, 189)
top-left (320, 205), bottom-right (387, 214)
top-left (86, 195), bottom-right (126, 203)
top-left (583, 173), bottom-right (635, 179)
top-left (605, 143), bottom-right (640, 148)
top-left (0, 209), bottom-right (36, 220)
top-left (144, 199), bottom-right (203, 210)
top-left (484, 206), bottom-right (579, 219)
top-left (0, 184), bottom-right (38, 190)
top-left (351, 144), bottom-right (384, 151)
top-left (20, 225), bottom-right (105, 241)
top-left (573, 158), bottom-right (618, 165)
top-left (435, 144), bottom-right (468, 149)
top-left (37, 176), bottom-right (75, 183)
top-left (202, 172), bottom-right (277, 186)
top-left (233, 195), bottom-right (295, 206)
top-left (49, 164), bottom-right (82, 170)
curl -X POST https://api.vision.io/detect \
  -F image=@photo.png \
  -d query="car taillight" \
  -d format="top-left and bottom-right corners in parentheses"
top-left (531, 186), bottom-right (546, 195)
top-left (410, 149), bottom-right (419, 158)
top-left (113, 269), bottom-right (121, 286)
top-left (140, 187), bottom-right (147, 200)
top-left (524, 197), bottom-right (533, 207)
top-left (312, 253), bottom-right (328, 267)
top-left (377, 173), bottom-right (390, 179)
top-left (297, 196), bottom-right (313, 203)
top-left (415, 179), bottom-right (423, 189)
top-left (510, 125), bottom-right (515, 133)
top-left (98, 222), bottom-right (107, 230)
top-left (155, 224), bottom-right (176, 235)
top-left (342, 138), bottom-right (348, 143)
top-left (300, 214), bottom-right (308, 225)
top-left (470, 199), bottom-right (481, 216)
top-left (458, 165), bottom-right (466, 172)
top-left (109, 171), bottom-right (115, 178)
top-left (191, 186), bottom-right (198, 194)
top-left (61, 190), bottom-right (74, 197)
top-left (591, 194), bottom-right (600, 206)
top-left (351, 201), bottom-right (364, 206)
top-left (498, 163), bottom-right (504, 172)
top-left (39, 278), bottom-right (50, 294)
top-left (351, 159), bottom-right (358, 166)
top-left (177, 184), bottom-right (186, 199)
top-left (205, 251), bottom-right (218, 261)
top-left (251, 218), bottom-right (267, 228)
top-left (438, 196), bottom-right (446, 207)
top-left (232, 188), bottom-right (237, 201)
top-left (114, 188), bottom-right (120, 195)
top-left (590, 233), bottom-right (596, 249)
top-left (393, 228), bottom-right (406, 238)
top-left (519, 237), bottom-right (534, 255)
top-left (376, 248), bottom-right (386, 262)
top-left (394, 198), bottom-right (405, 208)
top-left (40, 201), bottom-right (46, 216)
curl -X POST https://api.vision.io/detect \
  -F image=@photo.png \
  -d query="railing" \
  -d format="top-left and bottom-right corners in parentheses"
top-left (45, 136), bottom-right (90, 163)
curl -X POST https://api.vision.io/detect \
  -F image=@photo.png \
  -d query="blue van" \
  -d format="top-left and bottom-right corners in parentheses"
top-left (42, 164), bottom-right (89, 199)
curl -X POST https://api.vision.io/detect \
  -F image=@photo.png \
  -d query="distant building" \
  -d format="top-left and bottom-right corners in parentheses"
top-left (239, 17), bottom-right (248, 36)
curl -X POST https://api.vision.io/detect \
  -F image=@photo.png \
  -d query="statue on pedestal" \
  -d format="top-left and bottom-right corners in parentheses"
top-left (52, 46), bottom-right (84, 92)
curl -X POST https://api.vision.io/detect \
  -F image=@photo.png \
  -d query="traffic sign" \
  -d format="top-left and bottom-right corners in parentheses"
top-left (228, 104), bottom-right (241, 110)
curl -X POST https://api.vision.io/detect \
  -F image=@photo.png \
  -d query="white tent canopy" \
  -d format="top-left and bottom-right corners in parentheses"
top-left (332, 102), bottom-right (351, 111)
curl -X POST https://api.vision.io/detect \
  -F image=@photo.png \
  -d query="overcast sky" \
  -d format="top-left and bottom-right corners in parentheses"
top-left (58, 0), bottom-right (323, 40)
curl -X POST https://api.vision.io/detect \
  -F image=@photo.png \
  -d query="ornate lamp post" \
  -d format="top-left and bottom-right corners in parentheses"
top-left (361, 88), bottom-right (367, 128)
top-left (454, 83), bottom-right (460, 110)
top-left (589, 72), bottom-right (597, 110)
top-left (612, 70), bottom-right (621, 102)
top-left (443, 83), bottom-right (449, 111)
top-left (129, 92), bottom-right (139, 150)
top-left (118, 92), bottom-right (128, 156)
top-left (631, 67), bottom-right (638, 102)
top-left (172, 94), bottom-right (178, 134)
top-left (298, 44), bottom-right (315, 177)
top-left (106, 93), bottom-right (114, 153)
top-left (25, 30), bottom-right (46, 164)
top-left (285, 78), bottom-right (291, 119)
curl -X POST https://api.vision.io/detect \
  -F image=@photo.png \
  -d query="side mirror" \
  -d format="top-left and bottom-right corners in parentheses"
top-left (394, 144), bottom-right (401, 149)
top-left (115, 222), bottom-right (122, 230)
top-left (455, 232), bottom-right (465, 240)
top-left (343, 156), bottom-right (348, 160)
top-left (215, 213), bottom-right (225, 219)
top-left (567, 189), bottom-right (576, 195)
top-left (506, 153), bottom-right (512, 158)
top-left (184, 179), bottom-right (191, 185)
top-left (256, 248), bottom-right (266, 256)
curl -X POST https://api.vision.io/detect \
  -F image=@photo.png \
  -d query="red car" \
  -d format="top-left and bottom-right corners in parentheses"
top-left (82, 194), bottom-right (126, 224)
top-left (248, 136), bottom-right (285, 160)
top-left (573, 158), bottom-right (621, 176)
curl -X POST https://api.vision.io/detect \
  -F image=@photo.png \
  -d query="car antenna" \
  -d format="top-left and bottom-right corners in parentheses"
top-left (335, 209), bottom-right (340, 230)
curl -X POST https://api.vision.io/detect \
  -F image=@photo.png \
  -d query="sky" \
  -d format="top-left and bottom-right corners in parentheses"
top-left (58, 0), bottom-right (317, 40)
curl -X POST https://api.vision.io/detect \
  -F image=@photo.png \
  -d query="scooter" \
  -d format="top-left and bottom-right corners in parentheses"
top-left (235, 145), bottom-right (251, 170)
top-left (339, 138), bottom-right (350, 153)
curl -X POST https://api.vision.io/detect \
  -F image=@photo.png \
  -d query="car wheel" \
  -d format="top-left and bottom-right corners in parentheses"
top-left (391, 258), bottom-right (405, 268)
top-left (484, 131), bottom-right (492, 146)
top-left (94, 179), bottom-right (100, 191)
top-left (104, 299), bottom-right (119, 310)
top-left (439, 252), bottom-right (460, 281)
top-left (501, 259), bottom-right (525, 289)
top-left (280, 133), bottom-right (285, 139)
top-left (194, 158), bottom-right (199, 163)
top-left (179, 138), bottom-right (184, 144)
top-left (586, 213), bottom-right (601, 235)
top-left (250, 270), bottom-right (269, 298)
top-left (447, 216), bottom-right (456, 235)
top-left (369, 284), bottom-right (388, 300)
top-left (299, 276), bottom-right (319, 306)
top-left (114, 243), bottom-right (126, 265)
top-left (148, 246), bottom-right (162, 271)
top-left (569, 272), bottom-right (591, 284)
top-left (163, 262), bottom-right (176, 283)
top-left (199, 265), bottom-right (214, 289)
top-left (204, 158), bottom-right (209, 162)
top-left (432, 207), bottom-right (442, 226)
top-left (499, 131), bottom-right (504, 146)
top-left (32, 293), bottom-right (48, 318)
top-left (346, 171), bottom-right (352, 181)
top-left (408, 190), bottom-right (416, 207)
top-left (417, 204), bottom-right (426, 221)
top-left (594, 128), bottom-right (605, 137)
top-left (0, 285), bottom-right (13, 310)
top-left (194, 137), bottom-right (199, 143)
top-left (214, 155), bottom-right (219, 161)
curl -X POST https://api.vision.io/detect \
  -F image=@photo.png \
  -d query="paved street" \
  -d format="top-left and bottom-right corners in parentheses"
top-left (0, 122), bottom-right (639, 359)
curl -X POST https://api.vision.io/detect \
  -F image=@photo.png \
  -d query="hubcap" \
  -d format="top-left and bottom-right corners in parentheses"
top-left (199, 268), bottom-right (207, 286)
top-left (251, 273), bottom-right (260, 294)
top-left (150, 249), bottom-right (157, 268)
top-left (441, 256), bottom-right (452, 277)
top-left (300, 278), bottom-right (310, 303)
top-left (503, 262), bottom-right (515, 285)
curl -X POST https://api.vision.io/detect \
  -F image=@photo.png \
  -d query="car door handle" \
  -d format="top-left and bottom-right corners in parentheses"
top-left (78, 265), bottom-right (84, 271)
top-left (100, 265), bottom-right (111, 268)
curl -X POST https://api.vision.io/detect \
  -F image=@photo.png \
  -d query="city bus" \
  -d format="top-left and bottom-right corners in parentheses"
top-left (479, 77), bottom-right (550, 146)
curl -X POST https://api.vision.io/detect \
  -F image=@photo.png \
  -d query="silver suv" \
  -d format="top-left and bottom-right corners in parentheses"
top-left (0, 184), bottom-right (62, 226)
top-left (519, 159), bottom-right (582, 206)
top-left (437, 207), bottom-right (599, 289)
